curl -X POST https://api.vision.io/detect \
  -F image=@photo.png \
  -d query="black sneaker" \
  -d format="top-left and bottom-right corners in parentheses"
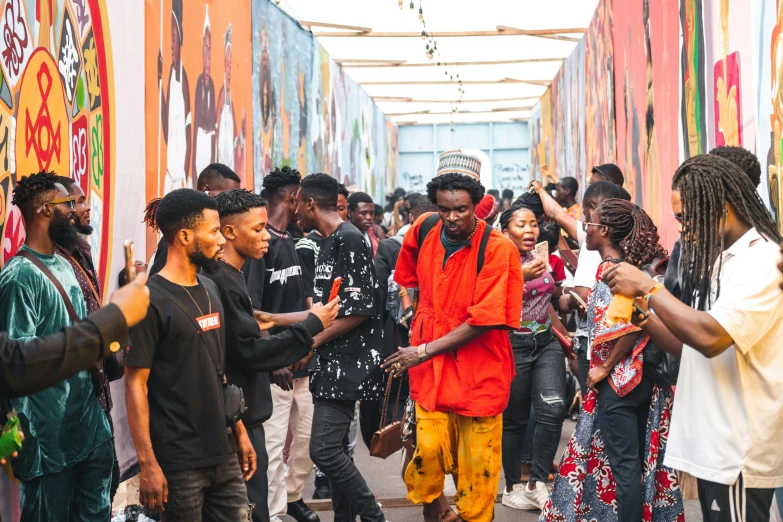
top-left (312, 475), bottom-right (331, 500)
top-left (287, 499), bottom-right (320, 522)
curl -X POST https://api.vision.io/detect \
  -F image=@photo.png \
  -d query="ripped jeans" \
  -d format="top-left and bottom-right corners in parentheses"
top-left (502, 330), bottom-right (566, 487)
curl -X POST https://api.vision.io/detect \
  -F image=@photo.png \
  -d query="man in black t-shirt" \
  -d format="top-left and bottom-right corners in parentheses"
top-left (243, 167), bottom-right (324, 522)
top-left (147, 163), bottom-right (241, 276)
top-left (126, 189), bottom-right (253, 521)
top-left (297, 174), bottom-right (386, 522)
top-left (206, 189), bottom-right (338, 522)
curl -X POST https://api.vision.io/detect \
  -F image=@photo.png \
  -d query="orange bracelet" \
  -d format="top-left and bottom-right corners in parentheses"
top-left (643, 283), bottom-right (664, 305)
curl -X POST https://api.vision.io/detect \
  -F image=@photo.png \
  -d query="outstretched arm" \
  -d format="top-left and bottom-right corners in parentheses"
top-left (531, 181), bottom-right (579, 240)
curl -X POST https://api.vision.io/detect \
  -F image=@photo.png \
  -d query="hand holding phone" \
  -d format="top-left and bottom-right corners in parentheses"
top-left (535, 241), bottom-right (550, 271)
top-left (569, 290), bottom-right (588, 310)
top-left (123, 240), bottom-right (136, 286)
top-left (329, 277), bottom-right (343, 302)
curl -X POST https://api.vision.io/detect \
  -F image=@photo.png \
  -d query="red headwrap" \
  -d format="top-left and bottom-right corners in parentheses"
top-left (475, 195), bottom-right (497, 220)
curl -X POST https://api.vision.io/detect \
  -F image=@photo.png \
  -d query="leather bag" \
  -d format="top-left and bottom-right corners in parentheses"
top-left (370, 374), bottom-right (404, 459)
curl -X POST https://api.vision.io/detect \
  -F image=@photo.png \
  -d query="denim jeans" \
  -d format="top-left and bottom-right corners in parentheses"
top-left (502, 330), bottom-right (566, 487)
top-left (162, 455), bottom-right (250, 522)
top-left (310, 398), bottom-right (385, 522)
top-left (595, 375), bottom-right (654, 522)
top-left (245, 424), bottom-right (270, 522)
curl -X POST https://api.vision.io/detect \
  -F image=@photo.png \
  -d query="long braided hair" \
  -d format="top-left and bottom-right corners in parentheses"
top-left (499, 202), bottom-right (535, 232)
top-left (674, 155), bottom-right (782, 310)
top-left (595, 199), bottom-right (667, 268)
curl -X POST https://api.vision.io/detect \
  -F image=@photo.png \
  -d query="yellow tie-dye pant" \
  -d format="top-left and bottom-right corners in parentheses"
top-left (404, 404), bottom-right (502, 522)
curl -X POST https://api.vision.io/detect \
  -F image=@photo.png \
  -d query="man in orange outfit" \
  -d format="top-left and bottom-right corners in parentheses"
top-left (383, 150), bottom-right (524, 522)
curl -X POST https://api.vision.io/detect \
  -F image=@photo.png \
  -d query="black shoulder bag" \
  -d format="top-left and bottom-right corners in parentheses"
top-left (639, 257), bottom-right (681, 387)
top-left (148, 275), bottom-right (247, 426)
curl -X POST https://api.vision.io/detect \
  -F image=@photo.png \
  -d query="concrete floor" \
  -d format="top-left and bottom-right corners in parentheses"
top-left (294, 419), bottom-right (705, 522)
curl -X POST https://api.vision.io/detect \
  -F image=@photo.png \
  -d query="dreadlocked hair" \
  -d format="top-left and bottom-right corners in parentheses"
top-left (673, 154), bottom-right (782, 310)
top-left (596, 198), bottom-right (667, 268)
top-left (499, 203), bottom-right (535, 232)
top-left (144, 198), bottom-right (162, 230)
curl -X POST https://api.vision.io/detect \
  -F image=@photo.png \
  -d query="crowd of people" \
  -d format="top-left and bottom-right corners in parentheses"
top-left (0, 143), bottom-right (782, 522)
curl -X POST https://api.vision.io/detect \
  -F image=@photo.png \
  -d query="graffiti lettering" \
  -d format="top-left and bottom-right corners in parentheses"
top-left (0, 113), bottom-right (8, 171)
top-left (71, 115), bottom-right (88, 189)
top-left (401, 171), bottom-right (426, 192)
top-left (494, 163), bottom-right (529, 193)
top-left (2, 0), bottom-right (29, 80)
top-left (58, 13), bottom-right (80, 104)
top-left (24, 63), bottom-right (62, 172)
top-left (91, 113), bottom-right (103, 189)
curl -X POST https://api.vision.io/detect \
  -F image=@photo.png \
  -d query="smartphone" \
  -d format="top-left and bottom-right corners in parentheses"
top-left (569, 290), bottom-right (588, 309)
top-left (328, 276), bottom-right (342, 302)
top-left (535, 241), bottom-right (550, 270)
top-left (123, 240), bottom-right (136, 285)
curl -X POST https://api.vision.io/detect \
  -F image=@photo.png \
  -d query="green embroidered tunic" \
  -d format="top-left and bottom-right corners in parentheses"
top-left (0, 245), bottom-right (110, 481)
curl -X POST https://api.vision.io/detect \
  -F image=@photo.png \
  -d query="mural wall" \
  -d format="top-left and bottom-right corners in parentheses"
top-left (585, 0), bottom-right (616, 170)
top-left (0, 0), bottom-right (115, 292)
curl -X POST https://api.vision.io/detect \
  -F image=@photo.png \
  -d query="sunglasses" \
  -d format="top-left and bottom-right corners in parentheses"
top-left (581, 221), bottom-right (604, 232)
top-left (37, 195), bottom-right (76, 213)
top-left (672, 212), bottom-right (683, 223)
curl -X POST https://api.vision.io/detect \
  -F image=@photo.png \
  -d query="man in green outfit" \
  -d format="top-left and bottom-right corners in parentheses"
top-left (0, 172), bottom-right (113, 521)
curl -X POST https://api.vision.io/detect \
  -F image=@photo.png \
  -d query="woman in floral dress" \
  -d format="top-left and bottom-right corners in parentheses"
top-left (541, 199), bottom-right (684, 522)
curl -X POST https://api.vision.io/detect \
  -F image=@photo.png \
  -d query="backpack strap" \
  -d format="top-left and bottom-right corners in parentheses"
top-left (476, 220), bottom-right (492, 275)
top-left (416, 213), bottom-right (440, 248)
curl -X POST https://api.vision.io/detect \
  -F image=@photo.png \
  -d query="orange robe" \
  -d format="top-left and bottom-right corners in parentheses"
top-left (394, 214), bottom-right (523, 417)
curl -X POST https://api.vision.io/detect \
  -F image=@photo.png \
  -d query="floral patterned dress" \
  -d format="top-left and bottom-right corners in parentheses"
top-left (540, 262), bottom-right (685, 522)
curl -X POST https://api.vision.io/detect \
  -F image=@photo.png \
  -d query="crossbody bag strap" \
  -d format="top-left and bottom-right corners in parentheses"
top-left (67, 253), bottom-right (101, 304)
top-left (16, 250), bottom-right (79, 323)
top-left (147, 275), bottom-right (223, 376)
top-left (476, 220), bottom-right (493, 275)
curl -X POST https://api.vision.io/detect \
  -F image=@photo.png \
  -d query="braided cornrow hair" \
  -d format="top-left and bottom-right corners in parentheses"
top-left (143, 198), bottom-right (162, 230)
top-left (596, 198), bottom-right (667, 268)
top-left (499, 202), bottom-right (534, 231)
top-left (673, 154), bottom-right (782, 310)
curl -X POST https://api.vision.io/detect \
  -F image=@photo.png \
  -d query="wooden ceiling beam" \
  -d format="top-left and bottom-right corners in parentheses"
top-left (341, 57), bottom-right (565, 68)
top-left (361, 79), bottom-right (550, 86)
top-left (497, 25), bottom-right (581, 43)
top-left (299, 21), bottom-right (372, 33)
top-left (313, 28), bottom-right (584, 38)
top-left (374, 96), bottom-right (540, 103)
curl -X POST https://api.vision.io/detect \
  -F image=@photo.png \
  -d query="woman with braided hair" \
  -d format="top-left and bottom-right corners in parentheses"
top-left (542, 199), bottom-right (684, 522)
top-left (604, 154), bottom-right (783, 522)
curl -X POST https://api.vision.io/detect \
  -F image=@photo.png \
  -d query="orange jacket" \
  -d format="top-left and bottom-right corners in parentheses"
top-left (394, 214), bottom-right (523, 417)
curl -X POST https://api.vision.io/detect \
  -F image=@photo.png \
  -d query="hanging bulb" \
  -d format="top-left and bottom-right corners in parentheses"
top-left (433, 41), bottom-right (437, 50)
top-left (409, 1), bottom-right (414, 9)
top-left (419, 7), bottom-right (423, 20)
top-left (445, 70), bottom-right (448, 76)
top-left (421, 30), bottom-right (426, 40)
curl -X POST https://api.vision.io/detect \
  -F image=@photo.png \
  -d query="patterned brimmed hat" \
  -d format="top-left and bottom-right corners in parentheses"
top-left (437, 149), bottom-right (481, 180)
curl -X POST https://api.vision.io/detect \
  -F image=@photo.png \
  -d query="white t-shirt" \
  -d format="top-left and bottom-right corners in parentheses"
top-left (664, 228), bottom-right (783, 488)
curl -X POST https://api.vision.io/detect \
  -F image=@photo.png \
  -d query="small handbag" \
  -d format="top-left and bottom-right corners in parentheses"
top-left (370, 374), bottom-right (404, 459)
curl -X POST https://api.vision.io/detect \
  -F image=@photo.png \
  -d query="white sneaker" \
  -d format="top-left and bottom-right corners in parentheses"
top-left (519, 481), bottom-right (550, 510)
top-left (502, 484), bottom-right (535, 510)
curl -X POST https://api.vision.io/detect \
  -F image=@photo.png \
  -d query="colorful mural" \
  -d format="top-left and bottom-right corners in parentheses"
top-left (145, 0), bottom-right (254, 252)
top-left (757, 0), bottom-right (783, 230)
top-left (681, 0), bottom-right (708, 158)
top-left (585, 0), bottom-right (616, 170)
top-left (0, 0), bottom-right (115, 293)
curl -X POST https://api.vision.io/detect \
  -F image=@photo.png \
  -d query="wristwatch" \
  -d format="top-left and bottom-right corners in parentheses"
top-left (417, 343), bottom-right (430, 362)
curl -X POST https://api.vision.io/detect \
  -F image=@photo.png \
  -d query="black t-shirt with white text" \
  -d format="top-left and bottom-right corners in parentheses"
top-left (296, 231), bottom-right (323, 299)
top-left (312, 222), bottom-right (383, 401)
top-left (126, 275), bottom-right (230, 473)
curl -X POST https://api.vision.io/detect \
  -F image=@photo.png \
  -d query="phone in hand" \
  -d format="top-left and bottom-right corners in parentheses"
top-left (329, 277), bottom-right (343, 302)
top-left (569, 290), bottom-right (588, 310)
top-left (535, 241), bottom-right (550, 270)
top-left (0, 415), bottom-right (22, 461)
top-left (123, 240), bottom-right (136, 286)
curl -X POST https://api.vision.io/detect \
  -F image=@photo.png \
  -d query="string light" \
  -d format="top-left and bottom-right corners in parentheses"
top-left (399, 0), bottom-right (403, 8)
top-left (409, 1), bottom-right (414, 9)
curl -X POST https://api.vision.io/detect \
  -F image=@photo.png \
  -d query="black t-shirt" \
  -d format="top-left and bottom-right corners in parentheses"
top-left (312, 222), bottom-right (383, 401)
top-left (296, 231), bottom-right (323, 299)
top-left (148, 237), bottom-right (168, 277)
top-left (126, 275), bottom-right (230, 472)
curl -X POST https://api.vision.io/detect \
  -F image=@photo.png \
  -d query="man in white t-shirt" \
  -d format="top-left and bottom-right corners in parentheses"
top-left (604, 154), bottom-right (783, 522)
top-left (531, 179), bottom-right (629, 394)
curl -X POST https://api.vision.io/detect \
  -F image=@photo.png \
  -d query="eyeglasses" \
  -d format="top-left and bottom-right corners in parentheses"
top-left (672, 212), bottom-right (683, 223)
top-left (581, 221), bottom-right (604, 232)
top-left (37, 195), bottom-right (76, 213)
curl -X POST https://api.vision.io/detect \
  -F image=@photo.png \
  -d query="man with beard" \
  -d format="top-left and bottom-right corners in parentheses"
top-left (0, 172), bottom-right (114, 521)
top-left (148, 163), bottom-right (241, 276)
top-left (53, 176), bottom-right (124, 504)
top-left (125, 189), bottom-right (255, 521)
top-left (205, 189), bottom-right (338, 522)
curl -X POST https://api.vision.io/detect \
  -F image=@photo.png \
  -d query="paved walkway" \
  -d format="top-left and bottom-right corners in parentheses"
top-left (297, 419), bottom-right (705, 522)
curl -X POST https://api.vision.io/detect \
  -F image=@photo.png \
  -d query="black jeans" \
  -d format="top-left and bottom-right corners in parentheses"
top-left (575, 335), bottom-right (589, 397)
top-left (162, 455), bottom-right (250, 522)
top-left (697, 474), bottom-right (775, 522)
top-left (502, 331), bottom-right (566, 487)
top-left (245, 424), bottom-right (270, 522)
top-left (310, 398), bottom-right (385, 522)
top-left (595, 375), bottom-right (654, 522)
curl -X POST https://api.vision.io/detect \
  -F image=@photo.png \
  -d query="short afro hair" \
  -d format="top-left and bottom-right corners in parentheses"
top-left (347, 191), bottom-right (374, 211)
top-left (427, 173), bottom-right (485, 206)
top-left (215, 189), bottom-right (267, 219)
top-left (156, 189), bottom-right (219, 244)
top-left (591, 163), bottom-right (625, 186)
top-left (337, 183), bottom-right (349, 199)
top-left (261, 166), bottom-right (302, 196)
top-left (410, 193), bottom-right (436, 216)
top-left (12, 171), bottom-right (61, 217)
top-left (487, 189), bottom-right (500, 200)
top-left (709, 146), bottom-right (762, 188)
top-left (583, 180), bottom-right (622, 207)
top-left (502, 188), bottom-right (514, 200)
top-left (197, 163), bottom-right (241, 188)
top-left (558, 177), bottom-right (579, 195)
top-left (54, 176), bottom-right (78, 191)
top-left (300, 173), bottom-right (338, 210)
